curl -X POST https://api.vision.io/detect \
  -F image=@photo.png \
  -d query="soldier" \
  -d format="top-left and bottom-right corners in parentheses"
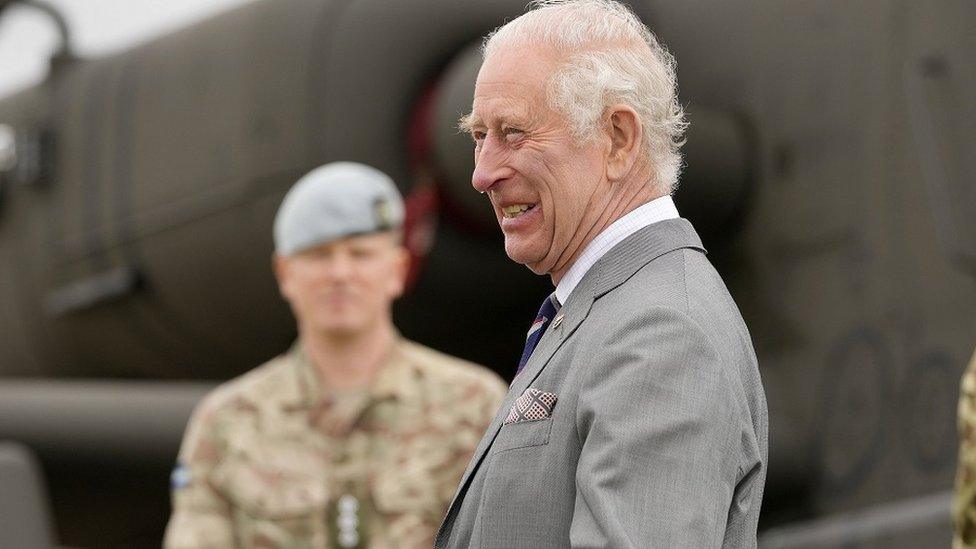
top-left (954, 348), bottom-right (976, 548)
top-left (164, 162), bottom-right (507, 548)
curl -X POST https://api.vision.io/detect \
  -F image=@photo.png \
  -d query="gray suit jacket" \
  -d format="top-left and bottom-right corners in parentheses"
top-left (435, 218), bottom-right (768, 548)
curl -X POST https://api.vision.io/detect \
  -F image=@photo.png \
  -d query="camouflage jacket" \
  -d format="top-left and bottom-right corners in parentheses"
top-left (164, 338), bottom-right (506, 549)
top-left (954, 348), bottom-right (976, 548)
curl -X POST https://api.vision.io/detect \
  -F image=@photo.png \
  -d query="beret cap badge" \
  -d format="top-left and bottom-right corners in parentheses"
top-left (374, 196), bottom-right (394, 231)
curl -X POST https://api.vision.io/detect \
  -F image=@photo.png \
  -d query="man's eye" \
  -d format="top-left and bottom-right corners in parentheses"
top-left (503, 127), bottom-right (524, 141)
top-left (305, 248), bottom-right (330, 259)
top-left (471, 130), bottom-right (486, 144)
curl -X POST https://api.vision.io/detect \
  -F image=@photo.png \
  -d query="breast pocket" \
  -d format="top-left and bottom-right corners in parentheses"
top-left (478, 418), bottom-right (562, 548)
top-left (214, 452), bottom-right (330, 548)
top-left (492, 418), bottom-right (553, 453)
top-left (214, 455), bottom-right (328, 520)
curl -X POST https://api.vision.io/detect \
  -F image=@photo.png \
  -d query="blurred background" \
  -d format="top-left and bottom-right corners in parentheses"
top-left (0, 0), bottom-right (973, 546)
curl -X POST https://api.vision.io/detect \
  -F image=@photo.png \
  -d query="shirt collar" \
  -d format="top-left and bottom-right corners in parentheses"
top-left (289, 334), bottom-right (413, 408)
top-left (554, 195), bottom-right (680, 305)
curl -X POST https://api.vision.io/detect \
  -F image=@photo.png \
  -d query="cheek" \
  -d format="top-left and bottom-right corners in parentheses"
top-left (566, 152), bottom-right (603, 199)
top-left (279, 270), bottom-right (304, 301)
top-left (536, 140), bottom-right (588, 182)
top-left (292, 269), bottom-right (333, 302)
top-left (293, 269), bottom-right (322, 290)
top-left (539, 153), bottom-right (591, 210)
top-left (361, 261), bottom-right (404, 295)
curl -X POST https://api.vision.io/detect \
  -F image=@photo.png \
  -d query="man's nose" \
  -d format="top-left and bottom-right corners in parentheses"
top-left (325, 253), bottom-right (354, 279)
top-left (471, 137), bottom-right (510, 193)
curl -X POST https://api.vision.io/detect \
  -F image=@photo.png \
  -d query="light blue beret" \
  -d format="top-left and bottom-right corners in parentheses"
top-left (273, 162), bottom-right (405, 256)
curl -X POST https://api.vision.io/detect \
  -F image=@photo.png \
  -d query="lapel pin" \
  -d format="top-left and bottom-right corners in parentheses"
top-left (551, 314), bottom-right (564, 329)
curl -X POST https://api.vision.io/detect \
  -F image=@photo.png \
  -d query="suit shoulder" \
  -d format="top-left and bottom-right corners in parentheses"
top-left (623, 246), bottom-right (735, 316)
top-left (610, 246), bottom-right (699, 313)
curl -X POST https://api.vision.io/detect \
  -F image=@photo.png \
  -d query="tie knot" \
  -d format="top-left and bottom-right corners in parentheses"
top-left (537, 293), bottom-right (559, 320)
top-left (526, 294), bottom-right (559, 341)
top-left (517, 294), bottom-right (560, 376)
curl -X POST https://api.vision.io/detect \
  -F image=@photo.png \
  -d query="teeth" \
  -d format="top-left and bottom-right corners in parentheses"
top-left (502, 204), bottom-right (533, 218)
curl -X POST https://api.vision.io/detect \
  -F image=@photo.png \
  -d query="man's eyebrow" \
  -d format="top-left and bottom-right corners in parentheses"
top-left (458, 112), bottom-right (481, 133)
top-left (459, 109), bottom-right (534, 133)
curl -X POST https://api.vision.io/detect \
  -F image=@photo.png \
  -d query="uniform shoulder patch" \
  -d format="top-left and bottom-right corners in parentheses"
top-left (170, 461), bottom-right (192, 490)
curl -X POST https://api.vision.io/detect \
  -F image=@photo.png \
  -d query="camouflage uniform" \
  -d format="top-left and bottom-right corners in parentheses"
top-left (164, 338), bottom-right (506, 548)
top-left (954, 348), bottom-right (976, 548)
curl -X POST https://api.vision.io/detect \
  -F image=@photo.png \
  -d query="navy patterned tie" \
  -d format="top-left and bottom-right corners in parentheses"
top-left (516, 293), bottom-right (559, 376)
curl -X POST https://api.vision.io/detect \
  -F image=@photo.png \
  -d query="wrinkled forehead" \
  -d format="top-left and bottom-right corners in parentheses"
top-left (469, 85), bottom-right (542, 129)
top-left (468, 46), bottom-right (560, 126)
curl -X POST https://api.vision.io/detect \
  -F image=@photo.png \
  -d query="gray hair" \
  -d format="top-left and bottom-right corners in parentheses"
top-left (482, 0), bottom-right (687, 193)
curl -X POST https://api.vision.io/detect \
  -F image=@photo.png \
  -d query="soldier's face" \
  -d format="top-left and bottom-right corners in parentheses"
top-left (274, 232), bottom-right (408, 337)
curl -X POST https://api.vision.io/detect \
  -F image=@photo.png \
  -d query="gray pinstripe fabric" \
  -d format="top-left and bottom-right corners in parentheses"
top-left (435, 218), bottom-right (768, 548)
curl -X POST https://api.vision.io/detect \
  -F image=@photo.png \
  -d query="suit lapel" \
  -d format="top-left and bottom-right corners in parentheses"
top-left (507, 294), bottom-right (592, 398)
top-left (586, 217), bottom-right (705, 299)
top-left (436, 218), bottom-right (706, 545)
top-left (441, 294), bottom-right (592, 519)
top-left (455, 219), bottom-right (703, 480)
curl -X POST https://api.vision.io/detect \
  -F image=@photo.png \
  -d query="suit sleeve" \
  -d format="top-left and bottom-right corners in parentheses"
top-left (163, 397), bottom-right (236, 549)
top-left (570, 306), bottom-right (753, 548)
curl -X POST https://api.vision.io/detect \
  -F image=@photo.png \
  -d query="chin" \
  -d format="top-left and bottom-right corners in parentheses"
top-left (316, 318), bottom-right (364, 336)
top-left (504, 241), bottom-right (548, 274)
top-left (323, 326), bottom-right (364, 339)
top-left (503, 244), bottom-right (530, 266)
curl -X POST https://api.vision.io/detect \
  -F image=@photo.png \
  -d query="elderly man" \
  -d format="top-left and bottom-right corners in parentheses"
top-left (164, 162), bottom-right (506, 548)
top-left (435, 1), bottom-right (768, 547)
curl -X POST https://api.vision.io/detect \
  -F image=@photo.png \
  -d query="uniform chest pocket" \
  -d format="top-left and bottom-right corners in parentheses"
top-left (491, 418), bottom-right (553, 453)
top-left (214, 452), bottom-right (328, 519)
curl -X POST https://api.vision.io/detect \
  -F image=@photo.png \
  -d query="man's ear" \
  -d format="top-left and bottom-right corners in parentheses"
top-left (390, 246), bottom-right (411, 299)
top-left (604, 105), bottom-right (643, 182)
top-left (272, 253), bottom-right (291, 299)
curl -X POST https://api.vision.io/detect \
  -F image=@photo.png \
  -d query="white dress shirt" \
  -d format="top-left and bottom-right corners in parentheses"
top-left (554, 195), bottom-right (680, 306)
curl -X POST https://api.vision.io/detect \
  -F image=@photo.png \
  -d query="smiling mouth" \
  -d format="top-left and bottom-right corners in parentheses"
top-left (501, 204), bottom-right (536, 218)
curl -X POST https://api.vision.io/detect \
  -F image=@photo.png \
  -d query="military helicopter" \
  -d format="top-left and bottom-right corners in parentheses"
top-left (0, 0), bottom-right (973, 546)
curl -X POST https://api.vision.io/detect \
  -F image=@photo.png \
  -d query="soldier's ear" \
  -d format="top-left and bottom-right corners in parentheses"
top-left (272, 253), bottom-right (292, 299)
top-left (391, 246), bottom-right (410, 298)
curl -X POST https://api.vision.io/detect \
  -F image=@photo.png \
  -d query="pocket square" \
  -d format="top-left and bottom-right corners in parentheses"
top-left (504, 388), bottom-right (557, 425)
